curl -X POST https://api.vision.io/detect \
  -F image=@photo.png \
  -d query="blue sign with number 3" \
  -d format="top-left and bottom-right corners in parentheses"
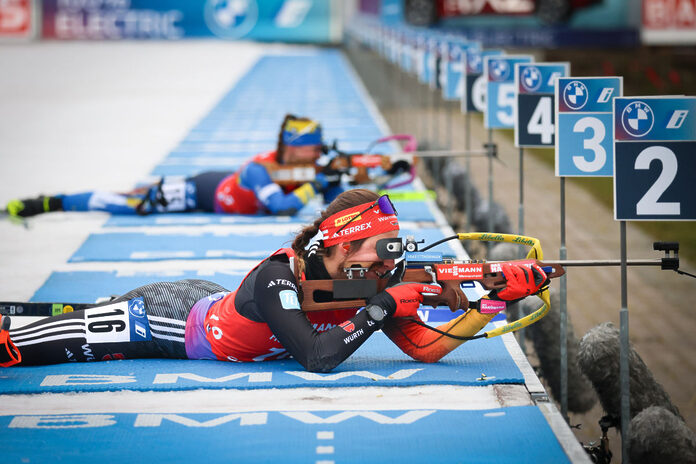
top-left (555, 77), bottom-right (623, 177)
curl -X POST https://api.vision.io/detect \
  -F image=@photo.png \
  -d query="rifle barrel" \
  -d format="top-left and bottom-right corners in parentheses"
top-left (541, 259), bottom-right (665, 267)
top-left (400, 150), bottom-right (489, 157)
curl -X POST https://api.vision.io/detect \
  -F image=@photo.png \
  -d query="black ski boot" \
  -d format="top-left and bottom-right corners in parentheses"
top-left (4, 196), bottom-right (63, 218)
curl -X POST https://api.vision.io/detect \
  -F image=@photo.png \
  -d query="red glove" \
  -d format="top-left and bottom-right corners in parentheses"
top-left (369, 282), bottom-right (442, 319)
top-left (492, 262), bottom-right (548, 302)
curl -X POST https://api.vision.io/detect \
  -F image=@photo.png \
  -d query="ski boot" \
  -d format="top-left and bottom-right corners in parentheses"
top-left (4, 196), bottom-right (63, 218)
top-left (0, 315), bottom-right (21, 367)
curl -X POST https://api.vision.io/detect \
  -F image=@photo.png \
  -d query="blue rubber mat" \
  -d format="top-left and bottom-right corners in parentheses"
top-left (102, 199), bottom-right (439, 227)
top-left (68, 226), bottom-right (455, 262)
top-left (30, 271), bottom-right (247, 303)
top-left (0, 406), bottom-right (571, 464)
top-left (0, 324), bottom-right (521, 394)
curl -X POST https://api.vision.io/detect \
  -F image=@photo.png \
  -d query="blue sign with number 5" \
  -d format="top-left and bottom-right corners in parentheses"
top-left (555, 77), bottom-right (623, 177)
top-left (613, 96), bottom-right (696, 221)
top-left (485, 55), bottom-right (532, 129)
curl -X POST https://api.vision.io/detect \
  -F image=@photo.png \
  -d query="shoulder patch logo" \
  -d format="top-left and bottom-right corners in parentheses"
top-left (279, 290), bottom-right (301, 310)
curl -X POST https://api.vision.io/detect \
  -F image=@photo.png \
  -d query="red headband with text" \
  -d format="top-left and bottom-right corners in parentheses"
top-left (319, 201), bottom-right (399, 247)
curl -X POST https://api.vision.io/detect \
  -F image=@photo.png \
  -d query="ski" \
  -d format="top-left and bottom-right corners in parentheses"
top-left (0, 302), bottom-right (97, 317)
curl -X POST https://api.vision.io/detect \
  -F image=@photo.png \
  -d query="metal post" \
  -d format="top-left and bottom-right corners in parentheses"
top-left (560, 176), bottom-right (568, 421)
top-left (487, 129), bottom-right (494, 249)
top-left (620, 220), bottom-right (631, 464)
top-left (518, 147), bottom-right (526, 354)
top-left (465, 113), bottom-right (472, 230)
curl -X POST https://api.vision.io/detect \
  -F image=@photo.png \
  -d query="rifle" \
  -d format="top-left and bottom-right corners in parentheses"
top-left (260, 134), bottom-right (418, 188)
top-left (300, 232), bottom-right (563, 340)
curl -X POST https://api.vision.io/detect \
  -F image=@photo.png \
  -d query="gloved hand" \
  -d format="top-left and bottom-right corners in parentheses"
top-left (367, 261), bottom-right (442, 319)
top-left (313, 171), bottom-right (341, 193)
top-left (489, 262), bottom-right (549, 303)
top-left (386, 160), bottom-right (411, 176)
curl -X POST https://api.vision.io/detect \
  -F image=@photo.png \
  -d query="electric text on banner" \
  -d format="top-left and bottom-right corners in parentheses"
top-left (461, 49), bottom-right (504, 114)
top-left (514, 62), bottom-right (570, 148)
top-left (485, 55), bottom-right (533, 129)
top-left (613, 96), bottom-right (696, 221)
top-left (555, 77), bottom-right (623, 177)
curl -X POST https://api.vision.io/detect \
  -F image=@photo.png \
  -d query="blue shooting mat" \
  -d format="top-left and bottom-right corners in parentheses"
top-left (67, 226), bottom-right (457, 262)
top-left (102, 198), bottom-right (439, 227)
top-left (0, 406), bottom-right (571, 464)
top-left (0, 322), bottom-right (521, 394)
top-left (30, 270), bottom-right (247, 303)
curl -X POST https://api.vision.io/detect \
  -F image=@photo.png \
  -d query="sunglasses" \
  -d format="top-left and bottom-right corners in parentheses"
top-left (333, 195), bottom-right (398, 236)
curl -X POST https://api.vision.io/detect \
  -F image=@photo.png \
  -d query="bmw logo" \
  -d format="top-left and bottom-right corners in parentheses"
top-left (562, 80), bottom-right (589, 110)
top-left (468, 53), bottom-right (481, 72)
top-left (621, 101), bottom-right (654, 138)
top-left (488, 59), bottom-right (509, 81)
top-left (204, 0), bottom-right (258, 39)
top-left (521, 66), bottom-right (542, 92)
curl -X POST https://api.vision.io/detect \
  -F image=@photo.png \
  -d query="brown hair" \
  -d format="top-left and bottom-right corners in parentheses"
top-left (291, 188), bottom-right (379, 273)
top-left (276, 113), bottom-right (317, 164)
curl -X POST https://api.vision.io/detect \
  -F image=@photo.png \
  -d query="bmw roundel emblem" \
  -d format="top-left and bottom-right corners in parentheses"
top-left (204, 0), bottom-right (258, 39)
top-left (563, 80), bottom-right (589, 110)
top-left (621, 101), bottom-right (654, 138)
top-left (521, 66), bottom-right (542, 92)
top-left (488, 59), bottom-right (509, 81)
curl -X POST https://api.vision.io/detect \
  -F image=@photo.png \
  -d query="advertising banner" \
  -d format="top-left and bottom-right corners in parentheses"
top-left (642, 0), bottom-right (696, 44)
top-left (42, 0), bottom-right (340, 42)
top-left (0, 0), bottom-right (36, 39)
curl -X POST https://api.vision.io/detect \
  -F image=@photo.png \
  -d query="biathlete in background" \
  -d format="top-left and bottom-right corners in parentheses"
top-left (0, 189), bottom-right (548, 371)
top-left (3, 114), bottom-right (344, 218)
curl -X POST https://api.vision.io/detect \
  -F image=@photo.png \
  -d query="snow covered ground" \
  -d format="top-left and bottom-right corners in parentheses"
top-left (0, 40), bottom-right (271, 299)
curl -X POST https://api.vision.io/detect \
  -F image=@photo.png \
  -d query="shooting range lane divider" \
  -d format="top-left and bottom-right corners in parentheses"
top-left (0, 324), bottom-right (522, 394)
top-left (102, 198), bottom-right (442, 227)
top-left (0, 405), bottom-right (570, 464)
top-left (66, 226), bottom-right (458, 263)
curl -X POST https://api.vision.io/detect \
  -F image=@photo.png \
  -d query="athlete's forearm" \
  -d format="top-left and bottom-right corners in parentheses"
top-left (382, 310), bottom-right (495, 363)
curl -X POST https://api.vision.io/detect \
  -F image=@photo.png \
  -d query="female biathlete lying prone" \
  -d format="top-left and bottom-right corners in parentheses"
top-left (0, 189), bottom-right (548, 371)
top-left (4, 114), bottom-right (343, 218)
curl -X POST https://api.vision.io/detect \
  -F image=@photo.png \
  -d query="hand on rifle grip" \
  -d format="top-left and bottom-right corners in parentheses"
top-left (422, 281), bottom-right (469, 312)
top-left (490, 262), bottom-right (549, 302)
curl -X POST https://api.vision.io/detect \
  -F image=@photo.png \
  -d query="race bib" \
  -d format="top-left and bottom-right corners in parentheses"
top-left (157, 178), bottom-right (193, 212)
top-left (84, 298), bottom-right (152, 344)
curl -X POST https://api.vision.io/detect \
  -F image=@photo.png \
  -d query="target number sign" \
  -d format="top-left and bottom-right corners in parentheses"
top-left (514, 62), bottom-right (569, 148)
top-left (555, 77), bottom-right (623, 177)
top-left (613, 96), bottom-right (696, 220)
top-left (461, 49), bottom-right (503, 114)
top-left (484, 55), bottom-right (533, 129)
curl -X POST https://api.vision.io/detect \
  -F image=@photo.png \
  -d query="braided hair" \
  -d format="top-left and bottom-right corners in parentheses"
top-left (291, 189), bottom-right (379, 274)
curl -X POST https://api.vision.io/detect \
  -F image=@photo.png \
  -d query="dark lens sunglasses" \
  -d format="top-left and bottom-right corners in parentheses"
top-left (333, 195), bottom-right (398, 237)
